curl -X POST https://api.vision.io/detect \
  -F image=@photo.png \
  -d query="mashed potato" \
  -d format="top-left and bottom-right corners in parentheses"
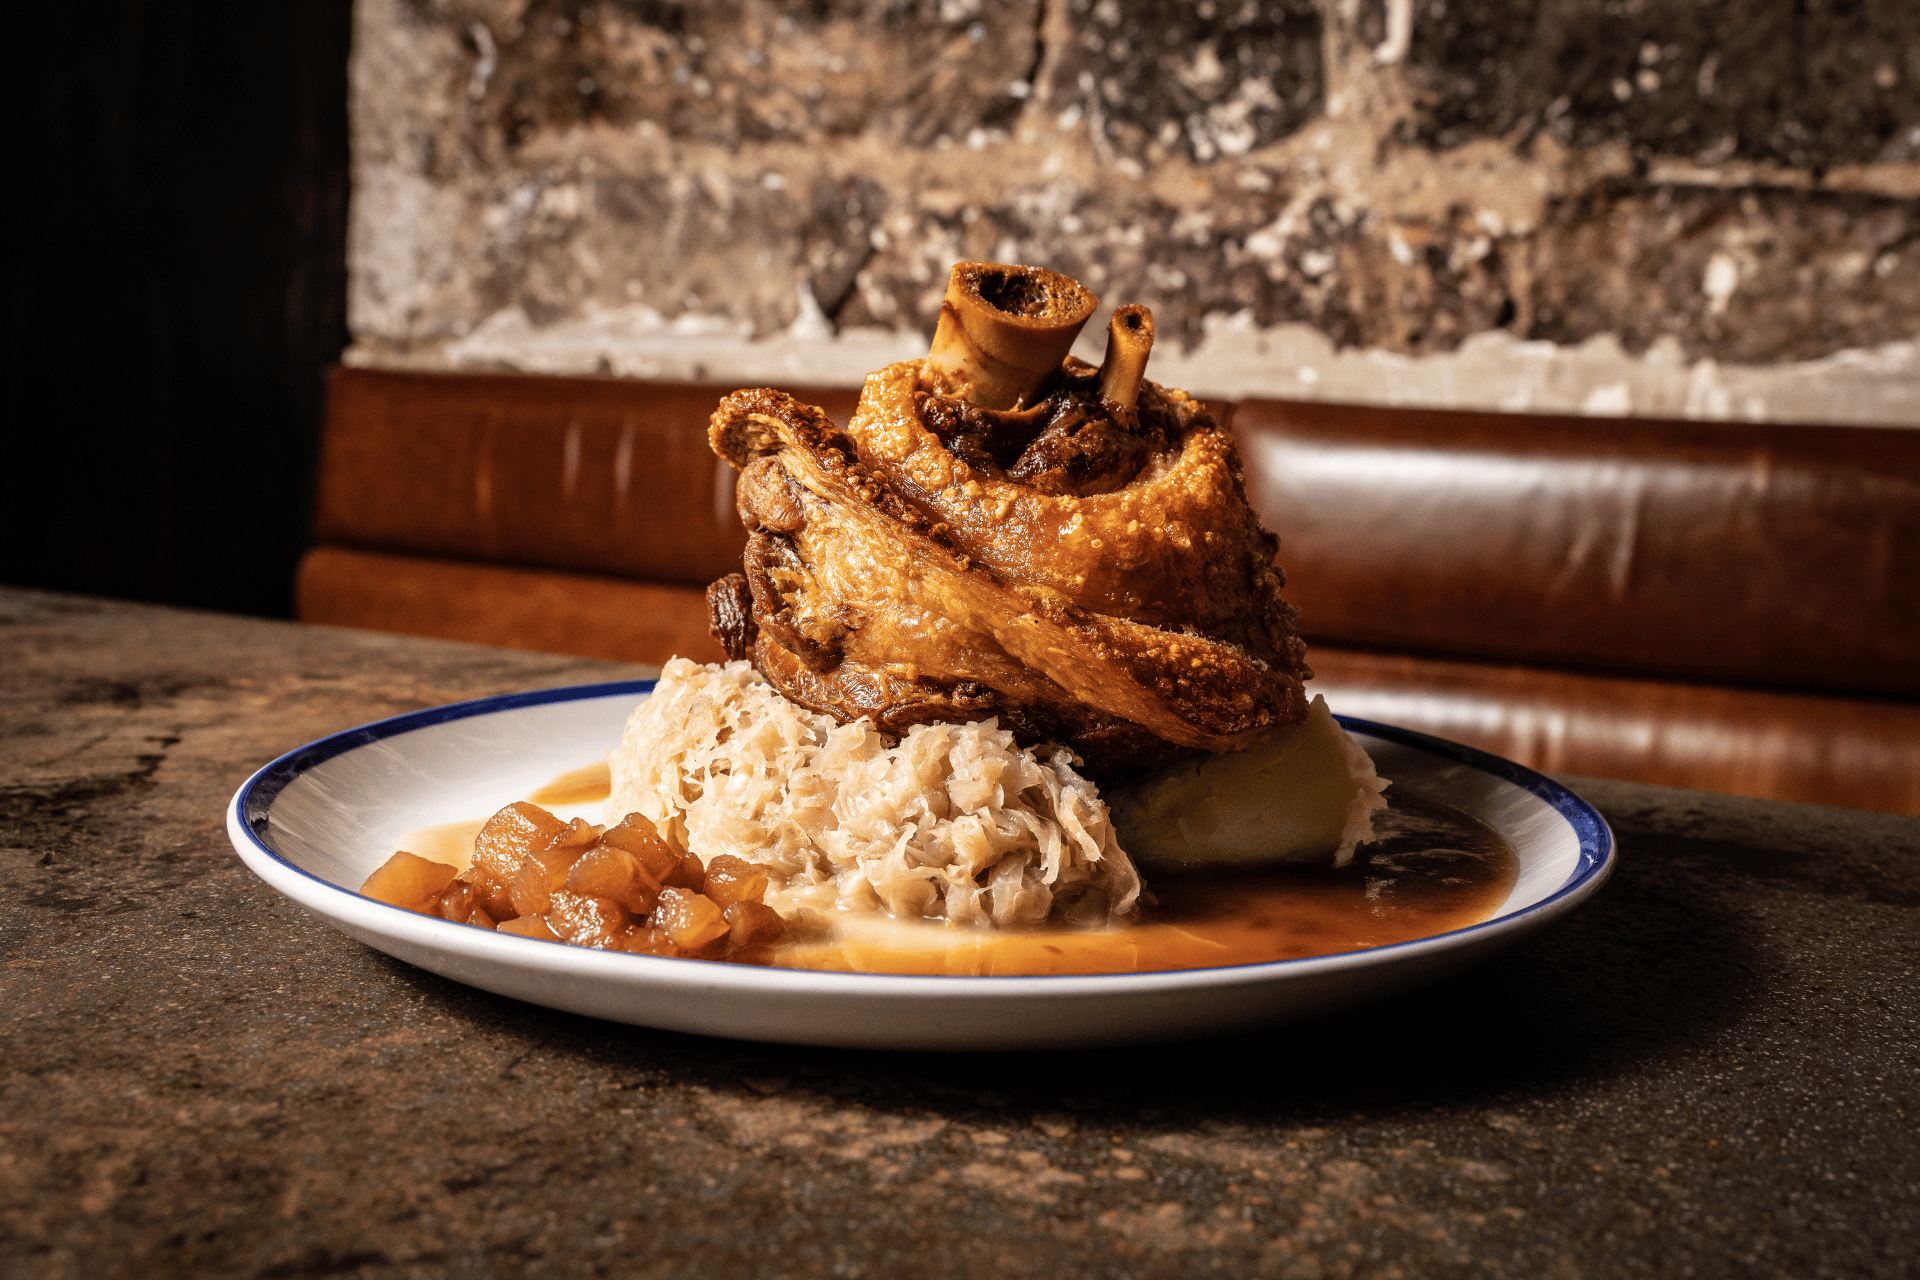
top-left (1107, 695), bottom-right (1388, 870)
top-left (608, 659), bottom-right (1142, 930)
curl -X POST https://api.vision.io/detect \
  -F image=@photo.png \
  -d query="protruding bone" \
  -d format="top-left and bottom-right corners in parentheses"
top-left (923, 262), bottom-right (1098, 410)
top-left (1096, 304), bottom-right (1155, 412)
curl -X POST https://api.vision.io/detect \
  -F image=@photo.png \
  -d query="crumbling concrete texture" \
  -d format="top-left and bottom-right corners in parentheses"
top-left (346, 0), bottom-right (1920, 423)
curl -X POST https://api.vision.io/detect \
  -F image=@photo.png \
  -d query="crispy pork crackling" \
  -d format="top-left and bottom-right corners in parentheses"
top-left (705, 262), bottom-right (1310, 779)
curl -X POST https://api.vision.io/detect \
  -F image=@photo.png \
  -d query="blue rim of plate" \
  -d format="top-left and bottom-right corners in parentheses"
top-left (233, 679), bottom-right (1614, 981)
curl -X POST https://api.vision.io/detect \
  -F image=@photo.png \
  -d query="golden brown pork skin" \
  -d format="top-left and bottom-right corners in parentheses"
top-left (705, 263), bottom-right (1309, 778)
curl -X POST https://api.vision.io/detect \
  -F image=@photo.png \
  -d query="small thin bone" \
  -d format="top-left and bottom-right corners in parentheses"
top-left (923, 262), bottom-right (1097, 410)
top-left (1096, 304), bottom-right (1155, 412)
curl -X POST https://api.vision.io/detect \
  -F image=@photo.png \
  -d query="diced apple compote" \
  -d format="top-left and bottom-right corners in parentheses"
top-left (431, 879), bottom-right (497, 929)
top-left (655, 887), bottom-right (730, 951)
top-left (565, 843), bottom-right (661, 915)
top-left (598, 812), bottom-right (681, 881)
top-left (617, 922), bottom-right (681, 957)
top-left (357, 801), bottom-right (786, 964)
top-left (726, 900), bottom-right (784, 949)
top-left (360, 851), bottom-right (458, 912)
top-left (507, 840), bottom-right (578, 917)
top-left (545, 890), bottom-right (631, 948)
top-left (471, 801), bottom-right (568, 883)
top-left (497, 914), bottom-right (559, 941)
top-left (466, 869), bottom-right (518, 923)
top-left (704, 854), bottom-right (769, 908)
top-left (663, 852), bottom-right (708, 893)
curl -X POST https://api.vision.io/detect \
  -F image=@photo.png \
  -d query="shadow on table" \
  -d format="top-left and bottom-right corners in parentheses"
top-left (389, 820), bottom-right (1763, 1125)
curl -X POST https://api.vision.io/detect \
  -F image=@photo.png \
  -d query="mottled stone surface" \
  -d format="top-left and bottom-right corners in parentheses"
top-left (1527, 181), bottom-right (1920, 365)
top-left (1046, 0), bottom-right (1326, 164)
top-left (1404, 0), bottom-right (1920, 169)
top-left (481, 0), bottom-right (1047, 150)
top-left (346, 0), bottom-right (1920, 422)
top-left (5, 588), bottom-right (1918, 1278)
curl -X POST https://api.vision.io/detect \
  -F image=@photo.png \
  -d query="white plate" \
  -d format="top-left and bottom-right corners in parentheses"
top-left (227, 681), bottom-right (1613, 1051)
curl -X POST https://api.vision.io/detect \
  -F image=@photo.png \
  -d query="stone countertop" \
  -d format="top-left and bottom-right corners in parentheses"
top-left (3, 587), bottom-right (1916, 1280)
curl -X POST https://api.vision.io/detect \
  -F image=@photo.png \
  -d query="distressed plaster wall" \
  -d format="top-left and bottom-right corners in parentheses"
top-left (345, 0), bottom-right (1920, 424)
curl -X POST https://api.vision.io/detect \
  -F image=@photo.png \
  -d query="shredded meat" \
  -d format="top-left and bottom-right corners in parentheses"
top-left (707, 572), bottom-right (756, 662)
top-left (918, 361), bottom-right (1165, 497)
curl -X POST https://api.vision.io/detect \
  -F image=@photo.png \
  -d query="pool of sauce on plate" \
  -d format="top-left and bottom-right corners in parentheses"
top-left (394, 762), bottom-right (615, 872)
top-left (792, 789), bottom-right (1519, 976)
top-left (528, 761), bottom-right (613, 807)
top-left (432, 763), bottom-right (1518, 976)
top-left (393, 818), bottom-right (486, 873)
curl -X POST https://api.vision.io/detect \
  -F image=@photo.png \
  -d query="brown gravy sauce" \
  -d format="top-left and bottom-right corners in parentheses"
top-left (527, 761), bottom-right (613, 807)
top-left (393, 818), bottom-right (486, 874)
top-left (788, 790), bottom-right (1518, 976)
top-left (394, 758), bottom-right (612, 873)
top-left (415, 763), bottom-right (1517, 977)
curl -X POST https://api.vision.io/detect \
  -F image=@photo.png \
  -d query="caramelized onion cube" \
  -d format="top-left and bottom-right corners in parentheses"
top-left (497, 914), bottom-right (560, 941)
top-left (703, 854), bottom-right (769, 908)
top-left (545, 891), bottom-right (632, 949)
top-left (655, 887), bottom-right (729, 950)
top-left (600, 812), bottom-right (682, 883)
top-left (471, 801), bottom-right (569, 883)
top-left (360, 851), bottom-right (459, 913)
top-left (725, 900), bottom-right (785, 949)
top-left (565, 843), bottom-right (661, 915)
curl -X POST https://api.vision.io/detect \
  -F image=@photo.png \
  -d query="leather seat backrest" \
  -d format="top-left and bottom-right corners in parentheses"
top-left (1231, 398), bottom-right (1920, 696)
top-left (317, 368), bottom-right (859, 587)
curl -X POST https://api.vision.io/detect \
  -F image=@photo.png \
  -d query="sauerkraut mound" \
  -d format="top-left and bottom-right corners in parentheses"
top-left (608, 658), bottom-right (1143, 930)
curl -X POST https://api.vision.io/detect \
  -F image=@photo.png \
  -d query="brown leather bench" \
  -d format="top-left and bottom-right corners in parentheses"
top-left (298, 367), bottom-right (1920, 815)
